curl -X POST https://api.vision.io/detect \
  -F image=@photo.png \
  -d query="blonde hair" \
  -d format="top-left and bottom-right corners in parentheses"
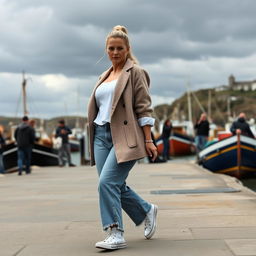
top-left (106, 25), bottom-right (139, 64)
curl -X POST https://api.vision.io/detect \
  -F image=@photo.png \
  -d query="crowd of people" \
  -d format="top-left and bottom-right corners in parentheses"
top-left (0, 111), bottom-right (254, 175)
top-left (0, 117), bottom-right (74, 175)
top-left (153, 111), bottom-right (255, 163)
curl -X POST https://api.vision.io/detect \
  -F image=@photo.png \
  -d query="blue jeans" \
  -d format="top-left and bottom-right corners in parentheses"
top-left (195, 135), bottom-right (208, 151)
top-left (58, 143), bottom-right (71, 166)
top-left (0, 153), bottom-right (4, 174)
top-left (93, 123), bottom-right (151, 232)
top-left (17, 147), bottom-right (32, 174)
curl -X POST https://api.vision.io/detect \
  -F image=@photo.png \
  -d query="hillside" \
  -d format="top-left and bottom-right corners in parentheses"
top-left (153, 88), bottom-right (256, 127)
top-left (1, 88), bottom-right (256, 135)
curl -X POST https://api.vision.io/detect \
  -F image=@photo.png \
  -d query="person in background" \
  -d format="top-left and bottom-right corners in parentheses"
top-left (194, 113), bottom-right (210, 152)
top-left (161, 119), bottom-right (172, 161)
top-left (0, 128), bottom-right (6, 174)
top-left (55, 120), bottom-right (75, 167)
top-left (15, 116), bottom-right (35, 175)
top-left (230, 112), bottom-right (254, 138)
top-left (87, 25), bottom-right (158, 250)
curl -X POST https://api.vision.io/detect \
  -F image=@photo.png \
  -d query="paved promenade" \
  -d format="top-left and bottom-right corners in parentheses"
top-left (1, 162), bottom-right (256, 256)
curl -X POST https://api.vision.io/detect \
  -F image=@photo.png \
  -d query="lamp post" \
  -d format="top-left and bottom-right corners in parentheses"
top-left (227, 96), bottom-right (237, 122)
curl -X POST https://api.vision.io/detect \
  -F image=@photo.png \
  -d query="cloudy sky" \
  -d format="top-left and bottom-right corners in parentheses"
top-left (1, 0), bottom-right (256, 119)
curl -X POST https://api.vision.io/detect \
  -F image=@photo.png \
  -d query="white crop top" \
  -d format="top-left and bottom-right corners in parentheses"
top-left (94, 79), bottom-right (155, 126)
top-left (94, 79), bottom-right (117, 125)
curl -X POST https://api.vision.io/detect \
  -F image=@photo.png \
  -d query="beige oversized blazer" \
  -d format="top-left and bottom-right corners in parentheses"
top-left (87, 58), bottom-right (153, 166)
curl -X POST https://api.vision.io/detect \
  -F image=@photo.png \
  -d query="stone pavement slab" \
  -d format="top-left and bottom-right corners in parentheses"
top-left (1, 162), bottom-right (256, 255)
top-left (225, 239), bottom-right (256, 256)
top-left (191, 227), bottom-right (256, 239)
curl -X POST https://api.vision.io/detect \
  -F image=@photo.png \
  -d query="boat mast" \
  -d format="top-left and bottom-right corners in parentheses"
top-left (208, 89), bottom-right (211, 120)
top-left (22, 71), bottom-right (28, 116)
top-left (186, 81), bottom-right (193, 124)
top-left (75, 85), bottom-right (80, 129)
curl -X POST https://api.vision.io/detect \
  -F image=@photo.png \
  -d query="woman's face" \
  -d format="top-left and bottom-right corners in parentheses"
top-left (106, 37), bottom-right (129, 66)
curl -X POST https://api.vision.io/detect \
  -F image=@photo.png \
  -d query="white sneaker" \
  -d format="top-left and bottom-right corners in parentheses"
top-left (95, 228), bottom-right (127, 250)
top-left (144, 204), bottom-right (158, 239)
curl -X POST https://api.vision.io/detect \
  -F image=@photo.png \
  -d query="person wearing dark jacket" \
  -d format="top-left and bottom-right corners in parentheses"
top-left (55, 120), bottom-right (74, 167)
top-left (0, 129), bottom-right (6, 174)
top-left (161, 119), bottom-right (172, 160)
top-left (15, 116), bottom-right (35, 175)
top-left (194, 113), bottom-right (210, 151)
top-left (230, 112), bottom-right (254, 138)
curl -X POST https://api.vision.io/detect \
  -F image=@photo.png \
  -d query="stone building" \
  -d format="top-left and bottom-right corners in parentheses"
top-left (228, 75), bottom-right (256, 91)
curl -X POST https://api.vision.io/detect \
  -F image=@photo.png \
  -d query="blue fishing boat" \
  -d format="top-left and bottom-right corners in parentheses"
top-left (198, 134), bottom-right (256, 179)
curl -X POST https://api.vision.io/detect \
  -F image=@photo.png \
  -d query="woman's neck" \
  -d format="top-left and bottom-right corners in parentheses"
top-left (112, 63), bottom-right (124, 73)
top-left (110, 64), bottom-right (123, 78)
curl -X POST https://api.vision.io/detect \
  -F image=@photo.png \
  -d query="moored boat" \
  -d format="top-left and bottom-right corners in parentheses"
top-left (156, 132), bottom-right (195, 156)
top-left (198, 134), bottom-right (256, 179)
top-left (2, 72), bottom-right (60, 173)
top-left (2, 141), bottom-right (59, 173)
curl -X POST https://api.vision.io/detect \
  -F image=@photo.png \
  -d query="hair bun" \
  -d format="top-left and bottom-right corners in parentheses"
top-left (113, 25), bottom-right (128, 35)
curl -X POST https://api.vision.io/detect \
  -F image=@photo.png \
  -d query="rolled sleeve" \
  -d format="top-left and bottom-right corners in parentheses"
top-left (133, 68), bottom-right (153, 119)
top-left (138, 117), bottom-right (155, 127)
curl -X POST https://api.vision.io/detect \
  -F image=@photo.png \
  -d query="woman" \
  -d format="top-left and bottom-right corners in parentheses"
top-left (87, 25), bottom-right (158, 250)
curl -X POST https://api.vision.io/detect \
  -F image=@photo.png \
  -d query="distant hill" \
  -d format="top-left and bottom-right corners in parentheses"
top-left (153, 88), bottom-right (256, 127)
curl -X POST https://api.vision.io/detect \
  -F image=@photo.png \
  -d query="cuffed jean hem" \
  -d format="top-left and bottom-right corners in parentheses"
top-left (135, 203), bottom-right (153, 227)
top-left (103, 222), bottom-right (124, 232)
top-left (136, 219), bottom-right (146, 227)
top-left (135, 210), bottom-right (150, 227)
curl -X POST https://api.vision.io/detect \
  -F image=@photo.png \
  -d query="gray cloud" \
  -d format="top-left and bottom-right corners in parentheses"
top-left (1, 0), bottom-right (256, 118)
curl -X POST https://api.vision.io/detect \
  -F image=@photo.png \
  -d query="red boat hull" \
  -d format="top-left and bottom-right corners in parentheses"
top-left (156, 134), bottom-right (195, 156)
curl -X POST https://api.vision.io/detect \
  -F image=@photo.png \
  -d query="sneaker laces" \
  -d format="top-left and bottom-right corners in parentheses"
top-left (144, 215), bottom-right (151, 230)
top-left (103, 230), bottom-right (112, 242)
top-left (104, 228), bottom-right (121, 243)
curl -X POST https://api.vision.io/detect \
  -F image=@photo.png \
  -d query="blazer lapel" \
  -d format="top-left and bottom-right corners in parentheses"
top-left (111, 59), bottom-right (134, 117)
top-left (93, 68), bottom-right (112, 94)
top-left (88, 58), bottom-right (134, 122)
top-left (87, 67), bottom-right (112, 123)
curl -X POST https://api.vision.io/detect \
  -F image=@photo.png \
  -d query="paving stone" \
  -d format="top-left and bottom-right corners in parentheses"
top-left (1, 162), bottom-right (256, 255)
top-left (191, 227), bottom-right (256, 239)
top-left (225, 239), bottom-right (256, 255)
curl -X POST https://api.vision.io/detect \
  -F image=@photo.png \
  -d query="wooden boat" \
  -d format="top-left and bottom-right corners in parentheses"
top-left (156, 132), bottom-right (196, 156)
top-left (1, 72), bottom-right (60, 173)
top-left (69, 139), bottom-right (80, 152)
top-left (198, 134), bottom-right (256, 179)
top-left (2, 141), bottom-right (59, 173)
top-left (68, 128), bottom-right (83, 152)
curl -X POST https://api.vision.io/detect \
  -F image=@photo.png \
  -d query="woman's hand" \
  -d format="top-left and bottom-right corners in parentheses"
top-left (145, 142), bottom-right (158, 162)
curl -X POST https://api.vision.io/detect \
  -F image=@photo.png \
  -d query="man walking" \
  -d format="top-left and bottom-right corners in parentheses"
top-left (55, 120), bottom-right (74, 167)
top-left (194, 113), bottom-right (210, 152)
top-left (15, 116), bottom-right (35, 175)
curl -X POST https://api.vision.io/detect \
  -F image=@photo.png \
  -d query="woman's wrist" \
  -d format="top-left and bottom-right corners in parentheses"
top-left (145, 139), bottom-right (153, 143)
